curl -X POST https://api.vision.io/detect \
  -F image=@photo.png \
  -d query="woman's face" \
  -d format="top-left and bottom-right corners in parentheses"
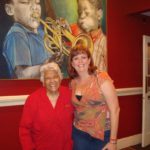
top-left (72, 53), bottom-right (90, 74)
top-left (43, 70), bottom-right (61, 94)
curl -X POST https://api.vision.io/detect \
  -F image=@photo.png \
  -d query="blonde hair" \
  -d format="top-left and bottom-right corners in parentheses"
top-left (40, 62), bottom-right (63, 83)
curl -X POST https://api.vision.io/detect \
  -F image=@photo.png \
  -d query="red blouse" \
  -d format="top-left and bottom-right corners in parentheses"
top-left (19, 86), bottom-right (73, 150)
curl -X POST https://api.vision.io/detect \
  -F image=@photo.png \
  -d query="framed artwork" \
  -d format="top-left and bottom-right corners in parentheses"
top-left (0, 0), bottom-right (106, 95)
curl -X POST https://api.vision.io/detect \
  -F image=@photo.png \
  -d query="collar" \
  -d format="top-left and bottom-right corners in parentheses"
top-left (14, 22), bottom-right (39, 34)
top-left (90, 28), bottom-right (102, 42)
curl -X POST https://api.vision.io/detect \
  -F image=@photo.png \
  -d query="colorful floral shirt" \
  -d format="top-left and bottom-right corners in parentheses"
top-left (71, 71), bottom-right (112, 140)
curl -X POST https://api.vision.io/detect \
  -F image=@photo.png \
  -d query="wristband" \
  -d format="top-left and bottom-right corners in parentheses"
top-left (110, 138), bottom-right (117, 144)
top-left (109, 141), bottom-right (117, 144)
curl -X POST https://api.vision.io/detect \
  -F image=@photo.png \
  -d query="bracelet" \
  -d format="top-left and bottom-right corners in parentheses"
top-left (109, 141), bottom-right (117, 144)
top-left (109, 138), bottom-right (117, 144)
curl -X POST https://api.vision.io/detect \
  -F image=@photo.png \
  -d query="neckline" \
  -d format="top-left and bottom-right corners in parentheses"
top-left (44, 88), bottom-right (60, 109)
top-left (75, 95), bottom-right (82, 101)
top-left (74, 75), bottom-right (95, 99)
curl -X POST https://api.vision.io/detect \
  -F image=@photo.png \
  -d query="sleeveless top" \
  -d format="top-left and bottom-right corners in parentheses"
top-left (71, 71), bottom-right (113, 140)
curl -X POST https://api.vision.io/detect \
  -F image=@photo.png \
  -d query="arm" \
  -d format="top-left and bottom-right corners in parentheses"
top-left (4, 28), bottom-right (51, 79)
top-left (103, 37), bottom-right (107, 71)
top-left (15, 53), bottom-right (59, 78)
top-left (101, 80), bottom-right (120, 150)
top-left (15, 65), bottom-right (41, 79)
top-left (19, 96), bottom-right (37, 150)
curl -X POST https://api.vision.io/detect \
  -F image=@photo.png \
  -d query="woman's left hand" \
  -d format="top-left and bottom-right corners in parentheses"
top-left (102, 142), bottom-right (117, 150)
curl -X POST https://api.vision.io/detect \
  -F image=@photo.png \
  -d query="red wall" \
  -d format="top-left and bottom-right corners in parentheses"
top-left (123, 0), bottom-right (150, 14)
top-left (107, 0), bottom-right (150, 140)
top-left (1, 0), bottom-right (150, 149)
top-left (0, 106), bottom-right (23, 150)
top-left (0, 80), bottom-right (42, 96)
top-left (107, 0), bottom-right (150, 88)
top-left (118, 95), bottom-right (142, 138)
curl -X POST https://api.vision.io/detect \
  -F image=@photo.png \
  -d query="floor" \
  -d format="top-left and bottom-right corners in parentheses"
top-left (121, 144), bottom-right (150, 150)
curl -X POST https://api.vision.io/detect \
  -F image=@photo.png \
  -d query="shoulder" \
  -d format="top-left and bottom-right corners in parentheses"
top-left (5, 23), bottom-right (28, 42)
top-left (7, 23), bottom-right (26, 35)
top-left (70, 79), bottom-right (76, 89)
top-left (25, 87), bottom-right (45, 105)
top-left (96, 70), bottom-right (113, 85)
top-left (97, 70), bottom-right (110, 78)
top-left (29, 87), bottom-right (45, 97)
top-left (60, 85), bottom-right (71, 95)
top-left (59, 85), bottom-right (71, 101)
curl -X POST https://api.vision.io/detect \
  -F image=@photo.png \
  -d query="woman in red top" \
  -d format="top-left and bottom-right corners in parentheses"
top-left (68, 41), bottom-right (120, 150)
top-left (19, 62), bottom-right (73, 150)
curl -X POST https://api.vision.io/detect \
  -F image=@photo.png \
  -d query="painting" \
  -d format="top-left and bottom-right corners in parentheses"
top-left (0, 0), bottom-right (107, 79)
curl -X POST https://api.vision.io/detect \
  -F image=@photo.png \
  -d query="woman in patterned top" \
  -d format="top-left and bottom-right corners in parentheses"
top-left (68, 40), bottom-right (120, 150)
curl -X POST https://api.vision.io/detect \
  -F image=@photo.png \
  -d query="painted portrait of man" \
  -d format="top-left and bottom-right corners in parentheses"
top-left (77, 0), bottom-right (107, 71)
top-left (0, 0), bottom-right (106, 79)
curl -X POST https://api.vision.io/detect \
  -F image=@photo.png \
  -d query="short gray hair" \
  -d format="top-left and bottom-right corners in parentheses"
top-left (40, 62), bottom-right (63, 83)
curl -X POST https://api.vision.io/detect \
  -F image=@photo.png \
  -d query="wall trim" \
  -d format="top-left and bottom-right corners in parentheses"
top-left (117, 134), bottom-right (142, 149)
top-left (116, 87), bottom-right (142, 96)
top-left (0, 87), bottom-right (142, 107)
top-left (0, 95), bottom-right (28, 107)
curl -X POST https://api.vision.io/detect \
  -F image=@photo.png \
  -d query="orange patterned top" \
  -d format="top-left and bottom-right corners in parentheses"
top-left (71, 71), bottom-right (113, 140)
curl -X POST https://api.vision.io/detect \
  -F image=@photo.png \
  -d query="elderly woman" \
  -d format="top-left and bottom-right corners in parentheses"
top-left (19, 62), bottom-right (73, 150)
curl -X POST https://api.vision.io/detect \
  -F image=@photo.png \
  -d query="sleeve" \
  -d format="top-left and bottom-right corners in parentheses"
top-left (62, 87), bottom-right (74, 150)
top-left (64, 140), bottom-right (73, 150)
top-left (97, 71), bottom-right (113, 86)
top-left (19, 95), bottom-right (37, 150)
top-left (3, 32), bottom-right (32, 70)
